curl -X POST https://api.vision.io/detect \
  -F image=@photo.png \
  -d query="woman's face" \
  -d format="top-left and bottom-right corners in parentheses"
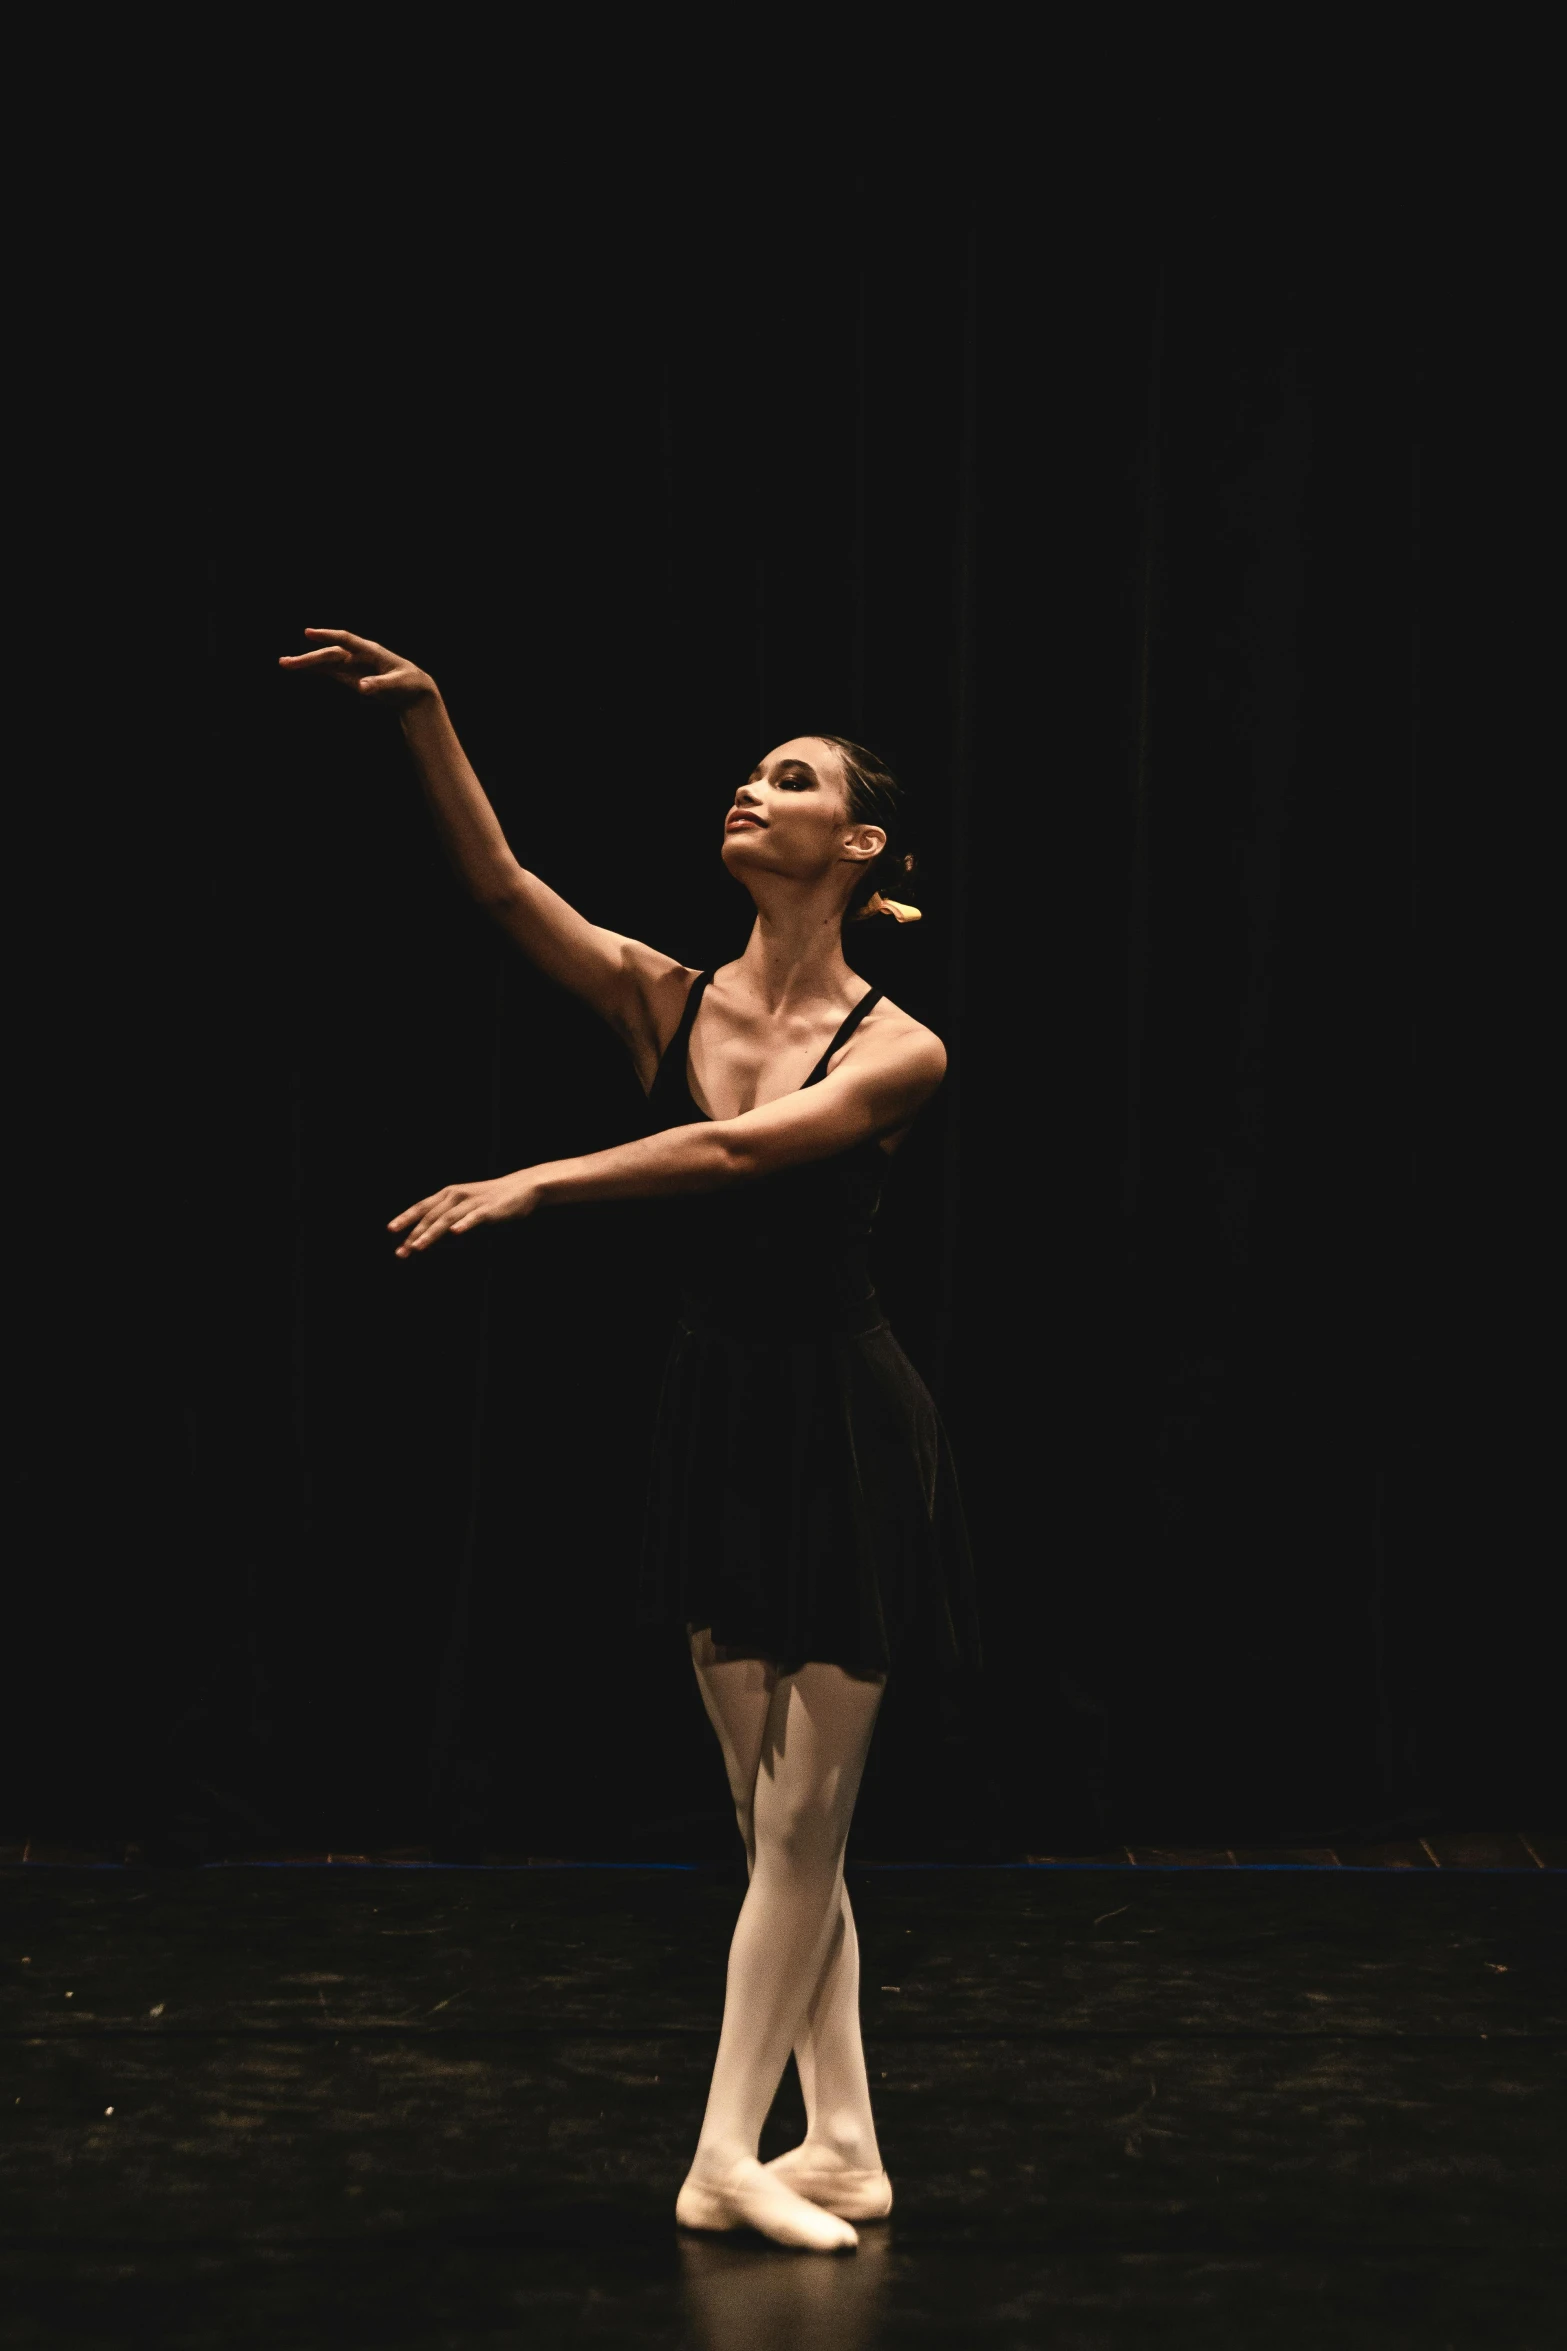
top-left (721, 738), bottom-right (884, 896)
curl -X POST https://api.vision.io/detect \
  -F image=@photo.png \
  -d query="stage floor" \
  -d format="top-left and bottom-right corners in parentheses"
top-left (2, 1861), bottom-right (1563, 2347)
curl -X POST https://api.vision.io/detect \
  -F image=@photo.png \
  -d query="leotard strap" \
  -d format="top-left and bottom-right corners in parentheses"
top-left (801, 988), bottom-right (885, 1088)
top-left (649, 968), bottom-right (715, 1096)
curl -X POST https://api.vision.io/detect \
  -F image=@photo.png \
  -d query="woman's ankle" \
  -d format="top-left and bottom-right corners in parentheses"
top-left (820, 2108), bottom-right (882, 2164)
top-left (687, 2141), bottom-right (760, 2185)
top-left (793, 2129), bottom-right (883, 2173)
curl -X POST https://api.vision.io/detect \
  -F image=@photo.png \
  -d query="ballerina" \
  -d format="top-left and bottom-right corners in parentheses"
top-left (281, 628), bottom-right (979, 2250)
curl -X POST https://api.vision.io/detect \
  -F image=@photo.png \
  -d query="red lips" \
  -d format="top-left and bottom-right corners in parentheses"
top-left (726, 812), bottom-right (766, 831)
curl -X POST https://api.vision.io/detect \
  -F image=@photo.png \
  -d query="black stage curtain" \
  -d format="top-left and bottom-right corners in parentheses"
top-left (11, 143), bottom-right (1540, 1859)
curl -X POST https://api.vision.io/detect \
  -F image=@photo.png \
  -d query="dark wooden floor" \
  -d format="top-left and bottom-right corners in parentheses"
top-left (3, 1859), bottom-right (1563, 2347)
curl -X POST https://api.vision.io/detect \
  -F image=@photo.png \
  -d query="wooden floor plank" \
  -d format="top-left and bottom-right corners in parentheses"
top-left (1125, 1847), bottom-right (1237, 1868)
top-left (1022, 1852), bottom-right (1134, 1867)
top-left (1230, 1848), bottom-right (1341, 1867)
top-left (213, 1852), bottom-right (338, 1868)
top-left (18, 1842), bottom-right (120, 1866)
top-left (1423, 1833), bottom-right (1539, 1870)
top-left (1333, 1840), bottom-right (1437, 1869)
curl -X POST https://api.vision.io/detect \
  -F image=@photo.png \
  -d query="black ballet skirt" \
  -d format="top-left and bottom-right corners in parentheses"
top-left (637, 970), bottom-right (981, 1680)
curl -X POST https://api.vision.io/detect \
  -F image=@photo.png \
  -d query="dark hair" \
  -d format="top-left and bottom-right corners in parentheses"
top-left (814, 734), bottom-right (919, 922)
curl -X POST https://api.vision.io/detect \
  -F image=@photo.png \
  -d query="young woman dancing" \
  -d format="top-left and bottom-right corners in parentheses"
top-left (281, 629), bottom-right (980, 2252)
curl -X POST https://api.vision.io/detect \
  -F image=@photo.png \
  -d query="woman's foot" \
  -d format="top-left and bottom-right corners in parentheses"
top-left (676, 2156), bottom-right (859, 2250)
top-left (762, 2143), bottom-right (894, 2221)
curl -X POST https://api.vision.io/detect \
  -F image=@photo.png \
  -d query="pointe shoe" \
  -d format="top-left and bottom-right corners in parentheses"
top-left (762, 2147), bottom-right (895, 2221)
top-left (676, 2159), bottom-right (859, 2250)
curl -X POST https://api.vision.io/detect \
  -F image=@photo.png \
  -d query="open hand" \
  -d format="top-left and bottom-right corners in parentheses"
top-left (389, 1173), bottom-right (540, 1257)
top-left (279, 627), bottom-right (435, 708)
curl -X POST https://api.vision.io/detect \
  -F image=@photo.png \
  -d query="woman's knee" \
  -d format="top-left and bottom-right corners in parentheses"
top-left (753, 1788), bottom-right (848, 1876)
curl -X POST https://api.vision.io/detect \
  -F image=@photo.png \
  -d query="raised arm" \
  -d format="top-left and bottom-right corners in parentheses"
top-left (278, 629), bottom-right (693, 1088)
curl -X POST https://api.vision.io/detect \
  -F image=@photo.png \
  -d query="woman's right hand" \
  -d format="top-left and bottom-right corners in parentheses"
top-left (278, 628), bottom-right (436, 709)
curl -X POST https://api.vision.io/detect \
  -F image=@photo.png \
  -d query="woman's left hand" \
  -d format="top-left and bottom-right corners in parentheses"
top-left (389, 1172), bottom-right (541, 1256)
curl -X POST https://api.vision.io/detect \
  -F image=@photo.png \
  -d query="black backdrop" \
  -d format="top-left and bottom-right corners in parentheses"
top-left (13, 131), bottom-right (1545, 1860)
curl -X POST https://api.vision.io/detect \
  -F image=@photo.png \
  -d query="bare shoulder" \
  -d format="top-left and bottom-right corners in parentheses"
top-left (605, 935), bottom-right (703, 1086)
top-left (853, 994), bottom-right (947, 1087)
top-left (612, 933), bottom-right (701, 1019)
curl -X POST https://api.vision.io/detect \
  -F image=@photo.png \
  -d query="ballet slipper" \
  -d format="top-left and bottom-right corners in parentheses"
top-left (762, 2144), bottom-right (894, 2221)
top-left (675, 2156), bottom-right (859, 2250)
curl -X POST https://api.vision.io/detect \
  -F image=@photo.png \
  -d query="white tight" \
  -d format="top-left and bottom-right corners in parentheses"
top-left (688, 1630), bottom-right (886, 2177)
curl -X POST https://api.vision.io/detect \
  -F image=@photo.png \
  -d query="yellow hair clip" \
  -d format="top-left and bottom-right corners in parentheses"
top-left (866, 891), bottom-right (922, 924)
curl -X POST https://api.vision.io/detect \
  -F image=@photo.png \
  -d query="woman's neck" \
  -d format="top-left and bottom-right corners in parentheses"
top-left (732, 891), bottom-right (859, 1018)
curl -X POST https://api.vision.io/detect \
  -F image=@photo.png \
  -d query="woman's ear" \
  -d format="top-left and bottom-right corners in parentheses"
top-left (844, 825), bottom-right (888, 864)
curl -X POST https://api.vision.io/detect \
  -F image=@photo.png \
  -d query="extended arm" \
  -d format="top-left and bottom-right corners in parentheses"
top-left (279, 628), bottom-right (693, 1084)
top-left (389, 1025), bottom-right (947, 1254)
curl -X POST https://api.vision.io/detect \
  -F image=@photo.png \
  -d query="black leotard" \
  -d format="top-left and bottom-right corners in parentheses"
top-left (637, 970), bottom-right (979, 1679)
